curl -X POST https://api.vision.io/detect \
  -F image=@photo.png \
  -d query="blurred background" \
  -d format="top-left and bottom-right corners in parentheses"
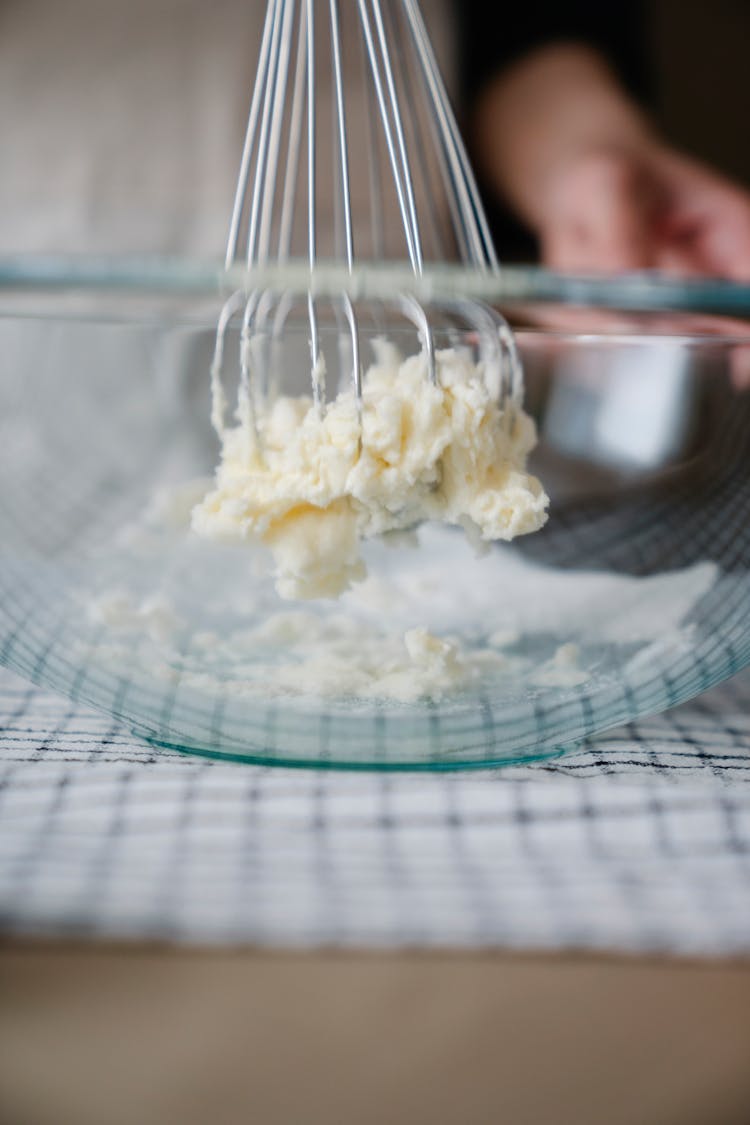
top-left (1, 0), bottom-right (748, 258)
top-left (651, 0), bottom-right (750, 186)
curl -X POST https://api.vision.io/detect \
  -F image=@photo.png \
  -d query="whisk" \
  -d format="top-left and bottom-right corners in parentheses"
top-left (211, 0), bottom-right (523, 440)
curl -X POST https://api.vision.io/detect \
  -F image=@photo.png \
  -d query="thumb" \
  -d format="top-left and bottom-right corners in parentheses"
top-left (542, 152), bottom-right (659, 273)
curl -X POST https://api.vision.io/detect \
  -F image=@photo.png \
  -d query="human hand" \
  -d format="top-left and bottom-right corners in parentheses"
top-left (473, 43), bottom-right (750, 279)
top-left (538, 143), bottom-right (750, 280)
top-left (538, 145), bottom-right (750, 388)
top-left (472, 43), bottom-right (750, 384)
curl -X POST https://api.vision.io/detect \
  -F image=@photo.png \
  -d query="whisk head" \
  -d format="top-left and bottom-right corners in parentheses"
top-left (213, 0), bottom-right (521, 434)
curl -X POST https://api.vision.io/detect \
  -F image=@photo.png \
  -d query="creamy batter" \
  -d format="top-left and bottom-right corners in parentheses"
top-left (192, 340), bottom-right (548, 599)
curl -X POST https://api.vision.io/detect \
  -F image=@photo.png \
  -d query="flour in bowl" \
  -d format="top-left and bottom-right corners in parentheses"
top-left (83, 518), bottom-right (717, 703)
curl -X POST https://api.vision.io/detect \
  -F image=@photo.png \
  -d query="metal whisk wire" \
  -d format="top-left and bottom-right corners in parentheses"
top-left (212, 0), bottom-right (520, 446)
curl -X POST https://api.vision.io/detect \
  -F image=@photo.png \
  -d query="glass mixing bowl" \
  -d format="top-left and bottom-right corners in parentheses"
top-left (1, 281), bottom-right (749, 768)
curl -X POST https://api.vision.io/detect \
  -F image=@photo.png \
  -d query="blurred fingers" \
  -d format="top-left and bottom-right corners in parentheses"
top-left (730, 344), bottom-right (750, 390)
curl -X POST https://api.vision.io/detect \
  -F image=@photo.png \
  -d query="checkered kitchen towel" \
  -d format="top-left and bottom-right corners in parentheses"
top-left (1, 663), bottom-right (749, 954)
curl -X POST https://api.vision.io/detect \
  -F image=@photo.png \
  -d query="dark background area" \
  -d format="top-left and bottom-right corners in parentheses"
top-left (652, 0), bottom-right (750, 185)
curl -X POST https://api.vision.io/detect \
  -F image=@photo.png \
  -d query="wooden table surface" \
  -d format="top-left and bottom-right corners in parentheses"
top-left (1, 944), bottom-right (749, 1125)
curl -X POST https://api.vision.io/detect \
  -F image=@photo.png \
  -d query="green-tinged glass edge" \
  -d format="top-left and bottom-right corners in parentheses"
top-left (138, 734), bottom-right (574, 771)
top-left (0, 255), bottom-right (749, 321)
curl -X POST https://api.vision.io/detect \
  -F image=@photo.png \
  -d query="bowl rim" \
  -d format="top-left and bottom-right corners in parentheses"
top-left (0, 253), bottom-right (749, 343)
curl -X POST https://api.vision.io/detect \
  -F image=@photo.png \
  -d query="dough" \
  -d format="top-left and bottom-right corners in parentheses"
top-left (192, 340), bottom-right (548, 599)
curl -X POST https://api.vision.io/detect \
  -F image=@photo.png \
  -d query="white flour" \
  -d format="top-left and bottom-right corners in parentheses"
top-left (84, 518), bottom-right (717, 704)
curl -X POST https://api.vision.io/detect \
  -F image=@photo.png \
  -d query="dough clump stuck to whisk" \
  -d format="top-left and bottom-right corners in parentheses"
top-left (192, 340), bottom-right (548, 599)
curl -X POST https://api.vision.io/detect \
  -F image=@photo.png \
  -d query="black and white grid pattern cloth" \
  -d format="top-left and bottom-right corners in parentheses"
top-left (1, 664), bottom-right (749, 955)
